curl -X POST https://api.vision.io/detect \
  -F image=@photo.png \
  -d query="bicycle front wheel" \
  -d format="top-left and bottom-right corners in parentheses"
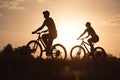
top-left (70, 46), bottom-right (86, 60)
top-left (51, 44), bottom-right (67, 60)
top-left (93, 47), bottom-right (106, 59)
top-left (26, 40), bottom-right (42, 58)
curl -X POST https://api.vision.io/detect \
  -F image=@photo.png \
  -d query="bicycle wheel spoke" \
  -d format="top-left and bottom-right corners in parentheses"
top-left (27, 40), bottom-right (42, 58)
top-left (51, 44), bottom-right (67, 60)
top-left (70, 46), bottom-right (86, 60)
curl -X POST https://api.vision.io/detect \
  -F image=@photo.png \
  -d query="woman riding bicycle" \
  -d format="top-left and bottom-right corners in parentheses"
top-left (32, 10), bottom-right (57, 56)
top-left (77, 22), bottom-right (99, 54)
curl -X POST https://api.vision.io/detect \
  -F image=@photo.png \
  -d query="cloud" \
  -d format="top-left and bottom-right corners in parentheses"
top-left (102, 14), bottom-right (120, 37)
top-left (0, 0), bottom-right (25, 9)
top-left (37, 0), bottom-right (47, 3)
top-left (109, 14), bottom-right (120, 25)
top-left (103, 14), bottom-right (120, 26)
top-left (0, 0), bottom-right (47, 10)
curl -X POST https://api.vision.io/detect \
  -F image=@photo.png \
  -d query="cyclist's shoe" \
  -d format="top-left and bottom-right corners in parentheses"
top-left (46, 53), bottom-right (51, 56)
top-left (88, 52), bottom-right (93, 56)
top-left (46, 50), bottom-right (52, 56)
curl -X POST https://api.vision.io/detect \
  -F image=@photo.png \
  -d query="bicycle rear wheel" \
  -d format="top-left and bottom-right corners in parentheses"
top-left (51, 44), bottom-right (67, 60)
top-left (70, 46), bottom-right (86, 60)
top-left (93, 47), bottom-right (106, 59)
top-left (26, 40), bottom-right (42, 58)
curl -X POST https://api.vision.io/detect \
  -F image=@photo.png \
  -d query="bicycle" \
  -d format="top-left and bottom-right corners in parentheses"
top-left (26, 31), bottom-right (67, 60)
top-left (70, 38), bottom-right (106, 60)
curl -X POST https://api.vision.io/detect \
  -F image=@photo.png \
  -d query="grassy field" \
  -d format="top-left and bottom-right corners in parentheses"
top-left (0, 54), bottom-right (120, 80)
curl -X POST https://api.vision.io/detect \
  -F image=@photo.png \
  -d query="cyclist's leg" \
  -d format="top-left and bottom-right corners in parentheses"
top-left (47, 37), bottom-right (54, 54)
top-left (88, 38), bottom-right (94, 55)
top-left (42, 34), bottom-right (49, 49)
top-left (42, 34), bottom-right (54, 55)
top-left (93, 35), bottom-right (99, 43)
top-left (89, 36), bottom-right (99, 54)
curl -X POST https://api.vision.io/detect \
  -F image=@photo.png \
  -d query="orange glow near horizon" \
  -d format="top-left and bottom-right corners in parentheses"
top-left (54, 18), bottom-right (86, 54)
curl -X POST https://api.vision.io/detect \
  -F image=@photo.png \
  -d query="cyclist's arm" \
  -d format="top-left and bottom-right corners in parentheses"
top-left (85, 33), bottom-right (89, 38)
top-left (32, 21), bottom-right (46, 33)
top-left (77, 29), bottom-right (87, 39)
top-left (36, 21), bottom-right (46, 31)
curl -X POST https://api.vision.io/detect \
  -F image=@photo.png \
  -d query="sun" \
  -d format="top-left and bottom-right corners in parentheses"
top-left (54, 19), bottom-right (85, 55)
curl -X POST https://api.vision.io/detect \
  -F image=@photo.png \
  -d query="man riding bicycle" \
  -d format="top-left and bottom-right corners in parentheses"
top-left (32, 10), bottom-right (57, 56)
top-left (77, 22), bottom-right (99, 54)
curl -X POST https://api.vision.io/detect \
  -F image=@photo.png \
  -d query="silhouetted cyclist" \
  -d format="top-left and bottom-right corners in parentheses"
top-left (77, 22), bottom-right (99, 55)
top-left (32, 10), bottom-right (57, 56)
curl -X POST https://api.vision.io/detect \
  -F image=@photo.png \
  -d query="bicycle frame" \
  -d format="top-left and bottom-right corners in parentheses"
top-left (36, 33), bottom-right (46, 50)
top-left (80, 39), bottom-right (91, 53)
top-left (70, 38), bottom-right (106, 59)
top-left (27, 31), bottom-right (67, 59)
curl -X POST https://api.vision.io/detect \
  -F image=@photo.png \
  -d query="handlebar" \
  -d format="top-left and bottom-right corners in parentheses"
top-left (77, 37), bottom-right (87, 41)
top-left (32, 31), bottom-right (44, 35)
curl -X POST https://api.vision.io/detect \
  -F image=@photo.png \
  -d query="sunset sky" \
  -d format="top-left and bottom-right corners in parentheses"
top-left (0, 0), bottom-right (120, 57)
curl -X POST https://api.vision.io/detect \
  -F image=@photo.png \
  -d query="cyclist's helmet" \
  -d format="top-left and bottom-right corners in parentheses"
top-left (43, 10), bottom-right (50, 17)
top-left (86, 22), bottom-right (91, 27)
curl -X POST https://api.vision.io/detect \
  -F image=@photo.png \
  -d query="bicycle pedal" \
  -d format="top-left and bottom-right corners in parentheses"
top-left (88, 53), bottom-right (93, 56)
top-left (46, 52), bottom-right (52, 56)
